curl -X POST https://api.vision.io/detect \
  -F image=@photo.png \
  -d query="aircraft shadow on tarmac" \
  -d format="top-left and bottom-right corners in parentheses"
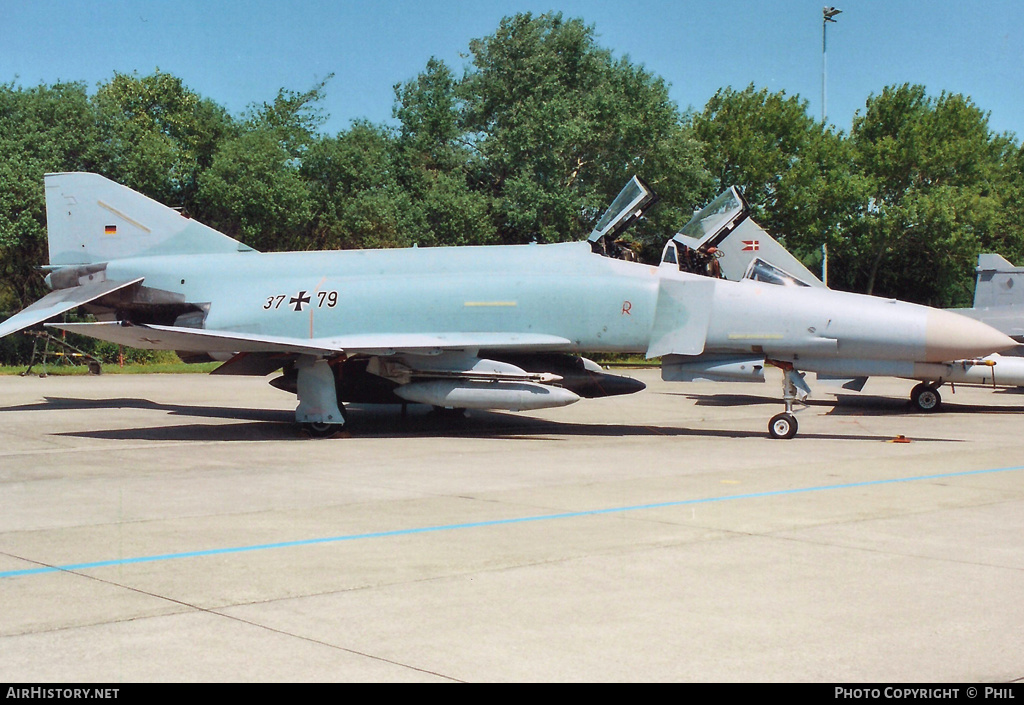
top-left (673, 390), bottom-right (1024, 417)
top-left (827, 393), bottom-right (1024, 416)
top-left (0, 395), bottom-right (960, 443)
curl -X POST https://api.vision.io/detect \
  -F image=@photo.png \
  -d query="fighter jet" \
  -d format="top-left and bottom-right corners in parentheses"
top-left (0, 173), bottom-right (1014, 438)
top-left (673, 185), bottom-right (1024, 412)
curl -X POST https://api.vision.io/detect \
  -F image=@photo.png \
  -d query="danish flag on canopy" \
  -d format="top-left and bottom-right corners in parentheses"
top-left (741, 240), bottom-right (759, 251)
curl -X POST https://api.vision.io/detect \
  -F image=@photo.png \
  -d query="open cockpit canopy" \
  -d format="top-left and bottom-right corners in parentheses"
top-left (588, 176), bottom-right (659, 255)
top-left (672, 186), bottom-right (749, 251)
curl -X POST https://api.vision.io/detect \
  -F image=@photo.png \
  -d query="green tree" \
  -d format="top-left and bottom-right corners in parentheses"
top-left (0, 81), bottom-right (100, 363)
top-left (458, 12), bottom-right (708, 250)
top-left (197, 129), bottom-right (313, 251)
top-left (995, 144), bottom-right (1024, 266)
top-left (196, 81), bottom-right (328, 250)
top-left (247, 79), bottom-right (330, 160)
top-left (393, 58), bottom-right (497, 247)
top-left (849, 84), bottom-right (1016, 304)
top-left (302, 121), bottom-right (417, 250)
top-left (692, 85), bottom-right (866, 276)
top-left (394, 58), bottom-right (465, 173)
top-left (0, 82), bottom-right (97, 310)
top-left (91, 71), bottom-right (234, 209)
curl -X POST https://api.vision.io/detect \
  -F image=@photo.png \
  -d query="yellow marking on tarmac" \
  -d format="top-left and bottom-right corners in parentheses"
top-left (464, 301), bottom-right (518, 307)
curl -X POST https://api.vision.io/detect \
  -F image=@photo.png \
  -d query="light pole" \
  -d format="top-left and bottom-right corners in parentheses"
top-left (822, 6), bottom-right (841, 124)
top-left (821, 6), bottom-right (841, 287)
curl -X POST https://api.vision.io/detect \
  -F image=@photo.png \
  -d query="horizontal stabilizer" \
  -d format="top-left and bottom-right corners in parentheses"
top-left (0, 277), bottom-right (144, 339)
top-left (46, 322), bottom-right (572, 357)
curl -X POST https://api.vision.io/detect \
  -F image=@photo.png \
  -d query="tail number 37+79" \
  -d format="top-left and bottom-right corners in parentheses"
top-left (263, 290), bottom-right (338, 312)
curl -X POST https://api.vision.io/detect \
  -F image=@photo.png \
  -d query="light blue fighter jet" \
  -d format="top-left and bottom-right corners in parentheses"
top-left (0, 173), bottom-right (1015, 438)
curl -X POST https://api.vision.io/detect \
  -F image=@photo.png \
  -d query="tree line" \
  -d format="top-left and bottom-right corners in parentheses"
top-left (2, 12), bottom-right (1022, 360)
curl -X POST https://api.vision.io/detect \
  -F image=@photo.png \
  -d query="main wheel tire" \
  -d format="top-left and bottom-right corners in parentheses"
top-left (910, 383), bottom-right (942, 412)
top-left (768, 412), bottom-right (798, 439)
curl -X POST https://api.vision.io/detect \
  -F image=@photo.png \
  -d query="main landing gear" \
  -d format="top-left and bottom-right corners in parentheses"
top-left (910, 382), bottom-right (943, 412)
top-left (295, 356), bottom-right (347, 438)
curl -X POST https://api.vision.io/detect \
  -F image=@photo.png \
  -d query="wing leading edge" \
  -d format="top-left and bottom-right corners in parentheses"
top-left (46, 321), bottom-right (574, 357)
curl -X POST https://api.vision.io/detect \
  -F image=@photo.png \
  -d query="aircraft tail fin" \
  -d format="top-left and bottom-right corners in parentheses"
top-left (45, 172), bottom-right (256, 266)
top-left (973, 254), bottom-right (1024, 309)
top-left (714, 218), bottom-right (826, 288)
top-left (667, 187), bottom-right (824, 288)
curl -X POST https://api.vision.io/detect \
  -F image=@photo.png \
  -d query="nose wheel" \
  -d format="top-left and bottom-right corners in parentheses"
top-left (768, 412), bottom-right (798, 439)
top-left (766, 362), bottom-right (810, 439)
top-left (302, 419), bottom-right (349, 438)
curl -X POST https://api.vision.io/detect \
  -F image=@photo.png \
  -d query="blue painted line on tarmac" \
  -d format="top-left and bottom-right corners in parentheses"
top-left (3, 464), bottom-right (1022, 579)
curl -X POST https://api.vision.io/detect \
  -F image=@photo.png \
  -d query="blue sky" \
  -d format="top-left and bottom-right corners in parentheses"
top-left (4, 0), bottom-right (1023, 140)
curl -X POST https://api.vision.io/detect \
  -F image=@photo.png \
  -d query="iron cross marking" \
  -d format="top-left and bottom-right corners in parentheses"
top-left (290, 291), bottom-right (311, 312)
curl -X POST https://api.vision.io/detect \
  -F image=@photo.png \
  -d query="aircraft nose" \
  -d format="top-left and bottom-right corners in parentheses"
top-left (924, 309), bottom-right (1017, 361)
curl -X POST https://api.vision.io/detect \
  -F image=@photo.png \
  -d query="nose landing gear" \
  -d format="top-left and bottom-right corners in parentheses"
top-left (767, 362), bottom-right (811, 439)
top-left (768, 411), bottom-right (798, 439)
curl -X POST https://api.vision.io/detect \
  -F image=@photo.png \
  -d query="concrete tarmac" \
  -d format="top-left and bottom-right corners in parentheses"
top-left (0, 369), bottom-right (1022, 682)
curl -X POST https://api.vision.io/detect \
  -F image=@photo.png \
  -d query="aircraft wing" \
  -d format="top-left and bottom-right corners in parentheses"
top-left (46, 321), bottom-right (573, 357)
top-left (0, 278), bottom-right (144, 339)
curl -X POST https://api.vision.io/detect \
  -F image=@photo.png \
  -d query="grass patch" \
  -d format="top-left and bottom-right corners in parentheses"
top-left (0, 361), bottom-right (221, 376)
top-left (590, 353), bottom-right (660, 367)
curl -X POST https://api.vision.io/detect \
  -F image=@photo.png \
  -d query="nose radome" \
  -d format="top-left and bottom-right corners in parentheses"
top-left (924, 309), bottom-right (1017, 361)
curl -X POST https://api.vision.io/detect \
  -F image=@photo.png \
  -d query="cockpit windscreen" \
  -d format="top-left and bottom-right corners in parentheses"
top-left (744, 258), bottom-right (812, 287)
